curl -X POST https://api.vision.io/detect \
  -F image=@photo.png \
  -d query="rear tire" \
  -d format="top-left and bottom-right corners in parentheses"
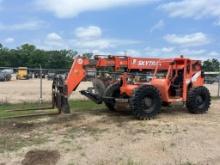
top-left (186, 86), bottom-right (211, 114)
top-left (103, 82), bottom-right (121, 111)
top-left (130, 85), bottom-right (162, 120)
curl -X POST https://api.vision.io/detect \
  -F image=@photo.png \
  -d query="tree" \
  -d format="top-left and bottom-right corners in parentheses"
top-left (0, 44), bottom-right (74, 69)
top-left (83, 53), bottom-right (93, 59)
top-left (203, 59), bottom-right (220, 72)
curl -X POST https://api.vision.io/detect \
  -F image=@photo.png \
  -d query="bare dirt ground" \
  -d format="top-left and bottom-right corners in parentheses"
top-left (0, 79), bottom-right (92, 104)
top-left (0, 78), bottom-right (219, 104)
top-left (0, 100), bottom-right (220, 165)
top-left (0, 78), bottom-right (220, 165)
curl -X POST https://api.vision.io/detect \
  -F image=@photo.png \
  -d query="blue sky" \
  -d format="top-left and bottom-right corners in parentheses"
top-left (0, 0), bottom-right (220, 60)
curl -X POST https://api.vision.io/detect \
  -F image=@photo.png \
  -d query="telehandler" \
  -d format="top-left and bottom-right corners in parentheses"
top-left (52, 55), bottom-right (211, 120)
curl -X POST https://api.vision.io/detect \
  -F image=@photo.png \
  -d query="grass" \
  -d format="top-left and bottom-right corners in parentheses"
top-left (0, 134), bottom-right (48, 153)
top-left (0, 96), bottom-right (218, 118)
top-left (126, 159), bottom-right (142, 165)
top-left (211, 96), bottom-right (220, 100)
top-left (0, 100), bottom-right (105, 118)
top-left (69, 100), bottom-right (105, 111)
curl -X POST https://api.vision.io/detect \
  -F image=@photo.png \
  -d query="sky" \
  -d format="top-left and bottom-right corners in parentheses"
top-left (0, 0), bottom-right (220, 60)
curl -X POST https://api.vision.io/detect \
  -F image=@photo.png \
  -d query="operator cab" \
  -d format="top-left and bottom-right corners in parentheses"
top-left (170, 69), bottom-right (184, 97)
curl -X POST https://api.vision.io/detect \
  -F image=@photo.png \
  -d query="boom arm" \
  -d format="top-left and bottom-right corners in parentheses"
top-left (65, 56), bottom-right (90, 96)
top-left (52, 56), bottom-right (91, 114)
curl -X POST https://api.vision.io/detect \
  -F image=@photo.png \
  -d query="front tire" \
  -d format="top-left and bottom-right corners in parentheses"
top-left (130, 85), bottom-right (162, 120)
top-left (103, 82), bottom-right (121, 111)
top-left (186, 86), bottom-right (211, 114)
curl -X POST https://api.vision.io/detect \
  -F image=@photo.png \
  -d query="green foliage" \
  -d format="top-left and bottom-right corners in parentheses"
top-left (0, 100), bottom-right (105, 118)
top-left (0, 43), bottom-right (76, 69)
top-left (203, 58), bottom-right (220, 72)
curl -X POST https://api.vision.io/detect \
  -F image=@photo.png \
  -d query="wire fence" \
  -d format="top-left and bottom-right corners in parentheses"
top-left (0, 67), bottom-right (93, 105)
top-left (204, 72), bottom-right (220, 97)
top-left (0, 66), bottom-right (219, 105)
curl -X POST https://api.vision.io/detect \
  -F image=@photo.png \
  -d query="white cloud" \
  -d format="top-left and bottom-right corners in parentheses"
top-left (150, 20), bottom-right (165, 32)
top-left (44, 32), bottom-right (68, 49)
top-left (144, 47), bottom-right (176, 57)
top-left (0, 20), bottom-right (47, 31)
top-left (161, 47), bottom-right (174, 53)
top-left (183, 50), bottom-right (220, 60)
top-left (4, 37), bottom-right (15, 44)
top-left (46, 33), bottom-right (62, 41)
top-left (207, 51), bottom-right (220, 57)
top-left (75, 26), bottom-right (102, 39)
top-left (73, 39), bottom-right (112, 50)
top-left (72, 38), bottom-right (140, 50)
top-left (36, 0), bottom-right (159, 18)
top-left (72, 26), bottom-right (140, 50)
top-left (39, 26), bottom-right (140, 51)
top-left (117, 49), bottom-right (142, 57)
top-left (160, 0), bottom-right (220, 20)
top-left (214, 20), bottom-right (220, 26)
top-left (164, 32), bottom-right (210, 47)
top-left (179, 49), bottom-right (207, 56)
top-left (144, 46), bottom-right (220, 60)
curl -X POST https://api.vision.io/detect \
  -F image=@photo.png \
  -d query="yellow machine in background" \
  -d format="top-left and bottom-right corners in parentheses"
top-left (16, 67), bottom-right (29, 80)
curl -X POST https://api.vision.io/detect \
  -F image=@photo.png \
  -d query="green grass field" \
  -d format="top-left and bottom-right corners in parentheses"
top-left (0, 100), bottom-right (105, 119)
top-left (0, 97), bottom-right (218, 119)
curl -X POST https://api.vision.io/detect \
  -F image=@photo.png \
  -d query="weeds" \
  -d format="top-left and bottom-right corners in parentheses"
top-left (0, 134), bottom-right (48, 153)
top-left (0, 100), bottom-right (105, 118)
top-left (65, 126), bottom-right (108, 140)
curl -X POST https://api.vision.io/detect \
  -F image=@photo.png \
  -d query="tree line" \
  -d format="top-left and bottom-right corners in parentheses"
top-left (202, 59), bottom-right (220, 72)
top-left (0, 43), bottom-right (77, 69)
top-left (0, 43), bottom-right (219, 71)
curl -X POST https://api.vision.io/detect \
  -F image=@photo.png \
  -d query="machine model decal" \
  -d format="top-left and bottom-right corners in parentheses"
top-left (132, 59), bottom-right (161, 66)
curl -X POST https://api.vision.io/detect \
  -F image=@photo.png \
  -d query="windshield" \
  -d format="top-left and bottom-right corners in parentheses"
top-left (155, 70), bottom-right (168, 79)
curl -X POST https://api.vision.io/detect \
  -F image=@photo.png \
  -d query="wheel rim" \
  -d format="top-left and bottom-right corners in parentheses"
top-left (143, 97), bottom-right (154, 113)
top-left (195, 95), bottom-right (205, 108)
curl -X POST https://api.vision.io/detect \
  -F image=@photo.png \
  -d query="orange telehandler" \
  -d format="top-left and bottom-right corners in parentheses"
top-left (52, 55), bottom-right (211, 120)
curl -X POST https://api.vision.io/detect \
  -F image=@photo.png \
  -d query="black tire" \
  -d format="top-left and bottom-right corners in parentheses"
top-left (92, 78), bottom-right (106, 97)
top-left (130, 85), bottom-right (162, 120)
top-left (186, 86), bottom-right (211, 114)
top-left (103, 82), bottom-right (121, 111)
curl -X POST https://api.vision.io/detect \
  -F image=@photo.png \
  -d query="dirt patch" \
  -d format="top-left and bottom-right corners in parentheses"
top-left (0, 121), bottom-right (35, 133)
top-left (0, 79), bottom-right (92, 104)
top-left (10, 122), bottom-right (34, 131)
top-left (1, 100), bottom-right (220, 165)
top-left (21, 150), bottom-right (60, 165)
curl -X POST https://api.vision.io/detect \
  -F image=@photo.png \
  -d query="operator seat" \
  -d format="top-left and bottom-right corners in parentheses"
top-left (171, 70), bottom-right (183, 97)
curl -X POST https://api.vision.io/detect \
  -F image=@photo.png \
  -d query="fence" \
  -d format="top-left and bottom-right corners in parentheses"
top-left (0, 67), bottom-right (219, 105)
top-left (0, 67), bottom-right (56, 104)
top-left (0, 67), bottom-right (93, 105)
top-left (204, 72), bottom-right (220, 97)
